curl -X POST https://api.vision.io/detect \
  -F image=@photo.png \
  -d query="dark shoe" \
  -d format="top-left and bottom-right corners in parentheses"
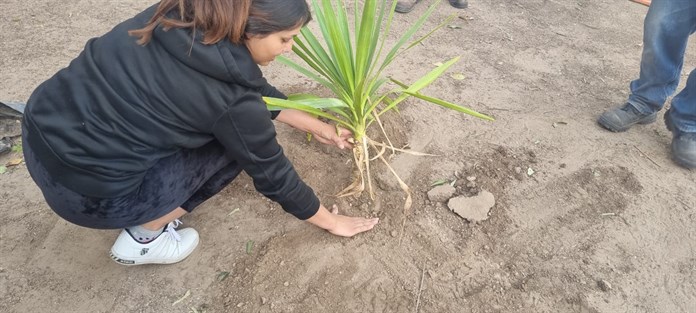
top-left (597, 103), bottom-right (657, 132)
top-left (449, 0), bottom-right (468, 9)
top-left (664, 112), bottom-right (696, 169)
top-left (396, 0), bottom-right (421, 13)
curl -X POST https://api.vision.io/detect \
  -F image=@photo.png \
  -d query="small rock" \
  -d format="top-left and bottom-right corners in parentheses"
top-left (237, 303), bottom-right (245, 308)
top-left (597, 280), bottom-right (612, 292)
top-left (390, 230), bottom-right (398, 238)
top-left (283, 281), bottom-right (290, 287)
top-left (514, 167), bottom-right (522, 174)
top-left (427, 184), bottom-right (456, 203)
top-left (261, 297), bottom-right (268, 305)
top-left (279, 260), bottom-right (285, 266)
top-left (466, 176), bottom-right (476, 182)
top-left (447, 190), bottom-right (496, 222)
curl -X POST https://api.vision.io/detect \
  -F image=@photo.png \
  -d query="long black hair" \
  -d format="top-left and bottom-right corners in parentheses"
top-left (130, 0), bottom-right (312, 45)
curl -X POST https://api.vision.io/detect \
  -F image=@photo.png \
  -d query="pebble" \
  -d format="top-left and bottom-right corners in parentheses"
top-left (261, 297), bottom-right (268, 305)
top-left (283, 281), bottom-right (290, 287)
top-left (597, 279), bottom-right (612, 292)
top-left (237, 303), bottom-right (245, 308)
top-left (466, 176), bottom-right (476, 182)
top-left (390, 230), bottom-right (398, 238)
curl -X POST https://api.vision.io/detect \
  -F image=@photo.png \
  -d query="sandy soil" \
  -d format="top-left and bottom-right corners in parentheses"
top-left (1, 0), bottom-right (695, 312)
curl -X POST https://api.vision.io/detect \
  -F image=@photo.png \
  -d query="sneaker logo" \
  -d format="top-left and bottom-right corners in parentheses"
top-left (110, 253), bottom-right (135, 265)
top-left (140, 248), bottom-right (149, 256)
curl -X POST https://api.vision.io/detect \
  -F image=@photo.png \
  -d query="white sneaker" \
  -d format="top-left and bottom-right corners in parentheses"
top-left (110, 220), bottom-right (199, 265)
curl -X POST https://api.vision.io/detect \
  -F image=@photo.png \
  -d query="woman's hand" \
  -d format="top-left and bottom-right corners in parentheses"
top-left (275, 109), bottom-right (353, 150)
top-left (307, 204), bottom-right (379, 237)
top-left (310, 123), bottom-right (353, 150)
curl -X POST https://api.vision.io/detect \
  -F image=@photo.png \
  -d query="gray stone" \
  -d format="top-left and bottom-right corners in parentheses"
top-left (447, 190), bottom-right (495, 222)
top-left (427, 184), bottom-right (456, 203)
top-left (597, 279), bottom-right (612, 292)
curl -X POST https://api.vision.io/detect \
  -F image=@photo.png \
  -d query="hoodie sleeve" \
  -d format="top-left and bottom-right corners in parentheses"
top-left (256, 81), bottom-right (285, 120)
top-left (212, 91), bottom-right (320, 220)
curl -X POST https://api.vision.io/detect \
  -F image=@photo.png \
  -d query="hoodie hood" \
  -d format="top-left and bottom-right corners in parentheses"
top-left (141, 4), bottom-right (268, 89)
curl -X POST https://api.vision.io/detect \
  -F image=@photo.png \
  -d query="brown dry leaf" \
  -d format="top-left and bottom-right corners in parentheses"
top-left (6, 158), bottom-right (23, 167)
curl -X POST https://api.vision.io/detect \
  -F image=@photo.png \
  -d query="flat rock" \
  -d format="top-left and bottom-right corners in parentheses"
top-left (427, 184), bottom-right (456, 202)
top-left (448, 190), bottom-right (495, 222)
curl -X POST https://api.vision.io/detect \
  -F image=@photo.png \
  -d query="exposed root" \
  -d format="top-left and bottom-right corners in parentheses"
top-left (371, 139), bottom-right (413, 213)
top-left (336, 140), bottom-right (366, 198)
top-left (372, 111), bottom-right (396, 157)
top-left (337, 133), bottom-right (436, 215)
top-left (368, 139), bottom-right (437, 156)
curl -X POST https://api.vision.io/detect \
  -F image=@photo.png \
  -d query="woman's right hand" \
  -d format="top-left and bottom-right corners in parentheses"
top-left (307, 204), bottom-right (379, 237)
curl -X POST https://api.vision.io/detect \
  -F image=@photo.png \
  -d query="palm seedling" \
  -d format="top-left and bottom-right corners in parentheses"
top-left (265, 0), bottom-right (493, 210)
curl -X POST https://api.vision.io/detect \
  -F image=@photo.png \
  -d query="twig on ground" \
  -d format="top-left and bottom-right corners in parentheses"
top-left (172, 290), bottom-right (191, 306)
top-left (415, 265), bottom-right (426, 313)
top-left (581, 22), bottom-right (600, 30)
top-left (398, 218), bottom-right (407, 246)
top-left (633, 145), bottom-right (661, 168)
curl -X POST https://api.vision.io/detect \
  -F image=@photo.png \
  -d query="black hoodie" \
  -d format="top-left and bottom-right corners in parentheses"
top-left (23, 5), bottom-right (320, 220)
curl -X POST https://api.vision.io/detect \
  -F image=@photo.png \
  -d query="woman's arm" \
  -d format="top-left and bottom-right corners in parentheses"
top-left (275, 109), bottom-right (353, 150)
top-left (307, 204), bottom-right (379, 237)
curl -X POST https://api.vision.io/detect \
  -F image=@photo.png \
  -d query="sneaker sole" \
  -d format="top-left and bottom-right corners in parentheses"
top-left (109, 236), bottom-right (200, 266)
top-left (598, 113), bottom-right (656, 132)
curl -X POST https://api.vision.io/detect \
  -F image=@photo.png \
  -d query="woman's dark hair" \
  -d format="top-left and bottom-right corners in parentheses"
top-left (129, 0), bottom-right (312, 45)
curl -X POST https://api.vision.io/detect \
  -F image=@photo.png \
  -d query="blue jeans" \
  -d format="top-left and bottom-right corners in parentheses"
top-left (628, 0), bottom-right (696, 133)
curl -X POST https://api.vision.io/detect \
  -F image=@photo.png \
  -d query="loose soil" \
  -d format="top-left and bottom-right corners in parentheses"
top-left (1, 0), bottom-right (695, 312)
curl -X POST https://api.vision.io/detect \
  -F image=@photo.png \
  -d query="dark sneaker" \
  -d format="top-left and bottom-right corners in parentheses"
top-left (396, 0), bottom-right (421, 13)
top-left (449, 0), bottom-right (468, 9)
top-left (597, 103), bottom-right (657, 132)
top-left (664, 112), bottom-right (696, 169)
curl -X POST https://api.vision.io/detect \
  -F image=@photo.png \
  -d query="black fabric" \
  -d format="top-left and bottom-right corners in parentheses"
top-left (22, 4), bottom-right (319, 221)
top-left (24, 131), bottom-right (240, 229)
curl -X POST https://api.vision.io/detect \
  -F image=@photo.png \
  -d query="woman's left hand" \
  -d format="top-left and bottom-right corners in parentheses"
top-left (311, 123), bottom-right (353, 150)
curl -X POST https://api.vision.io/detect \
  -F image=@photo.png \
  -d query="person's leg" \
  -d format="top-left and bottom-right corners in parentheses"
top-left (598, 0), bottom-right (694, 132)
top-left (628, 0), bottom-right (696, 114)
top-left (24, 127), bottom-right (241, 264)
top-left (141, 207), bottom-right (188, 230)
top-left (665, 67), bottom-right (696, 168)
top-left (111, 141), bottom-right (242, 265)
top-left (181, 160), bottom-right (242, 211)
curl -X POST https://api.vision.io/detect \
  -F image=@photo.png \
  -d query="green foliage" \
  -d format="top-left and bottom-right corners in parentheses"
top-left (265, 0), bottom-right (493, 200)
top-left (265, 0), bottom-right (492, 141)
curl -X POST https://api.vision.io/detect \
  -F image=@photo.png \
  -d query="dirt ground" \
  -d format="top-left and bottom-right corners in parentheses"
top-left (1, 0), bottom-right (695, 312)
